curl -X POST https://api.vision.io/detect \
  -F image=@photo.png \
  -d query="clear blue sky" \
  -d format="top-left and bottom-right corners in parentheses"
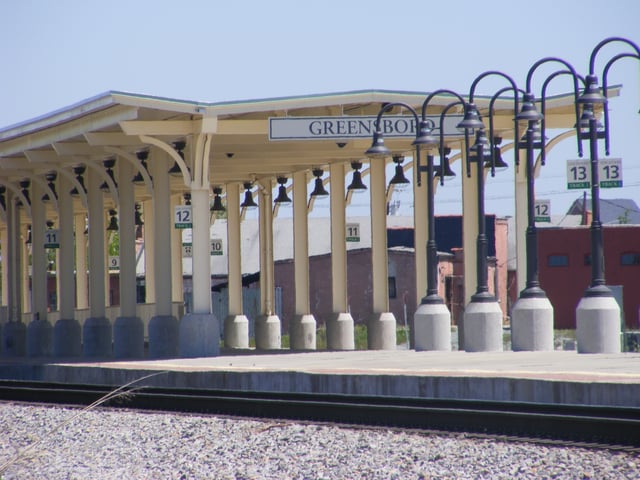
top-left (1, 0), bottom-right (638, 218)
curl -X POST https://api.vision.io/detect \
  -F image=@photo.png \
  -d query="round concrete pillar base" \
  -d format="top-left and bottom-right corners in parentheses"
top-left (511, 296), bottom-right (554, 351)
top-left (290, 314), bottom-right (316, 351)
top-left (224, 315), bottom-right (249, 349)
top-left (2, 321), bottom-right (26, 357)
top-left (463, 301), bottom-right (503, 352)
top-left (414, 303), bottom-right (451, 351)
top-left (327, 312), bottom-right (355, 350)
top-left (113, 316), bottom-right (145, 359)
top-left (255, 314), bottom-right (281, 350)
top-left (179, 313), bottom-right (220, 358)
top-left (148, 315), bottom-right (179, 359)
top-left (576, 296), bottom-right (621, 354)
top-left (27, 319), bottom-right (53, 357)
top-left (53, 318), bottom-right (82, 357)
top-left (83, 316), bottom-right (112, 357)
top-left (368, 312), bottom-right (397, 350)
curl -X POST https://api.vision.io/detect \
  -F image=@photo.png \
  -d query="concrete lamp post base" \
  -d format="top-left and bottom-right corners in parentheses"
top-left (576, 296), bottom-right (621, 354)
top-left (511, 296), bottom-right (554, 351)
top-left (326, 312), bottom-right (355, 350)
top-left (255, 314), bottom-right (281, 350)
top-left (290, 314), bottom-right (317, 351)
top-left (179, 313), bottom-right (220, 358)
top-left (414, 302), bottom-right (452, 351)
top-left (368, 312), bottom-right (397, 350)
top-left (463, 301), bottom-right (504, 352)
top-left (53, 318), bottom-right (82, 357)
top-left (113, 316), bottom-right (145, 359)
top-left (224, 315), bottom-right (249, 349)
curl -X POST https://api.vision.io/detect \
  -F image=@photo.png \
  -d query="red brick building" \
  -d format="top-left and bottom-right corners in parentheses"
top-left (538, 225), bottom-right (640, 329)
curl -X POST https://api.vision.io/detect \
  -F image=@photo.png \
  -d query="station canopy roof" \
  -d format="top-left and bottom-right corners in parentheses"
top-left (0, 87), bottom-right (618, 208)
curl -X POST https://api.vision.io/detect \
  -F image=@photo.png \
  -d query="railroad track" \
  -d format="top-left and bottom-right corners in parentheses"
top-left (1, 379), bottom-right (638, 448)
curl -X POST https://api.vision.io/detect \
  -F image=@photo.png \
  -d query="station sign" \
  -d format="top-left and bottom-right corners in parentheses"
top-left (534, 199), bottom-right (551, 222)
top-left (269, 114), bottom-right (464, 141)
top-left (108, 256), bottom-right (119, 270)
top-left (346, 223), bottom-right (360, 242)
top-left (44, 229), bottom-right (59, 249)
top-left (211, 238), bottom-right (223, 256)
top-left (566, 158), bottom-right (622, 189)
top-left (174, 205), bottom-right (192, 229)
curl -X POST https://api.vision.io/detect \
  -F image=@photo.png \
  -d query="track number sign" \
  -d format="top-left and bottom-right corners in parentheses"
top-left (346, 223), bottom-right (360, 242)
top-left (534, 199), bottom-right (551, 222)
top-left (567, 158), bottom-right (622, 189)
top-left (174, 205), bottom-right (192, 229)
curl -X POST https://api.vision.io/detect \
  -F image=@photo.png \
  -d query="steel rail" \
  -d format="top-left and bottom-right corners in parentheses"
top-left (1, 380), bottom-right (638, 448)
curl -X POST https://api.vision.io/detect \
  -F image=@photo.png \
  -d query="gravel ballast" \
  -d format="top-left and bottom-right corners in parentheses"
top-left (0, 403), bottom-right (638, 479)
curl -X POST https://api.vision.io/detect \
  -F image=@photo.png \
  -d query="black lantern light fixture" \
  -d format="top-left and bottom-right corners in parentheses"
top-left (0, 186), bottom-right (5, 211)
top-left (106, 209), bottom-right (119, 231)
top-left (211, 186), bottom-right (226, 212)
top-left (347, 161), bottom-right (367, 192)
top-left (310, 168), bottom-right (329, 197)
top-left (274, 176), bottom-right (292, 204)
top-left (388, 155), bottom-right (410, 190)
top-left (70, 165), bottom-right (86, 196)
top-left (19, 179), bottom-right (30, 206)
top-left (25, 224), bottom-right (32, 245)
top-left (240, 182), bottom-right (257, 208)
top-left (100, 157), bottom-right (117, 192)
top-left (42, 171), bottom-right (57, 202)
top-left (169, 140), bottom-right (187, 176)
top-left (433, 147), bottom-right (456, 180)
top-left (133, 150), bottom-right (150, 184)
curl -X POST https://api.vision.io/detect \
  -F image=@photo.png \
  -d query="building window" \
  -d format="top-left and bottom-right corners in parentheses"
top-left (388, 277), bottom-right (397, 299)
top-left (547, 254), bottom-right (569, 267)
top-left (621, 253), bottom-right (640, 266)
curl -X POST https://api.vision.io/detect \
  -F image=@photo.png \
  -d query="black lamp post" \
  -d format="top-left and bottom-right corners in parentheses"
top-left (516, 59), bottom-right (582, 300)
top-left (461, 72), bottom-right (520, 303)
top-left (457, 71), bottom-right (520, 352)
top-left (577, 38), bottom-right (640, 298)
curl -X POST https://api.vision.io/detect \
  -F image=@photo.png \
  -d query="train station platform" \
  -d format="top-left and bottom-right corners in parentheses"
top-left (1, 350), bottom-right (640, 408)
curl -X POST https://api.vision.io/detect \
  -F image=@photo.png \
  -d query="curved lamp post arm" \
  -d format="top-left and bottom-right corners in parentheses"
top-left (420, 89), bottom-right (466, 118)
top-left (467, 71), bottom-right (520, 176)
top-left (539, 70), bottom-right (585, 166)
top-left (438, 101), bottom-right (464, 186)
top-left (525, 57), bottom-right (583, 159)
top-left (601, 52), bottom-right (640, 155)
top-left (588, 37), bottom-right (640, 75)
top-left (487, 86), bottom-right (521, 177)
top-left (366, 102), bottom-right (421, 158)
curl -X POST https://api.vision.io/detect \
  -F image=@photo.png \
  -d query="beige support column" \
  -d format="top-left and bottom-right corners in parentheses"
top-left (170, 194), bottom-right (183, 306)
top-left (254, 178), bottom-right (281, 350)
top-left (514, 150), bottom-right (528, 294)
top-left (104, 217), bottom-right (111, 307)
top-left (178, 133), bottom-right (219, 357)
top-left (413, 159), bottom-right (428, 306)
top-left (74, 212), bottom-right (88, 310)
top-left (327, 162), bottom-right (354, 350)
top-left (21, 222), bottom-right (30, 315)
top-left (53, 174), bottom-right (81, 356)
top-left (83, 168), bottom-right (112, 356)
top-left (3, 192), bottom-right (26, 355)
top-left (27, 182), bottom-right (52, 356)
top-left (224, 182), bottom-right (249, 348)
top-left (142, 198), bottom-right (155, 304)
top-left (290, 170), bottom-right (316, 350)
top-left (1, 226), bottom-right (7, 306)
top-left (148, 149), bottom-right (179, 358)
top-left (114, 159), bottom-right (144, 358)
top-left (368, 158), bottom-right (396, 350)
